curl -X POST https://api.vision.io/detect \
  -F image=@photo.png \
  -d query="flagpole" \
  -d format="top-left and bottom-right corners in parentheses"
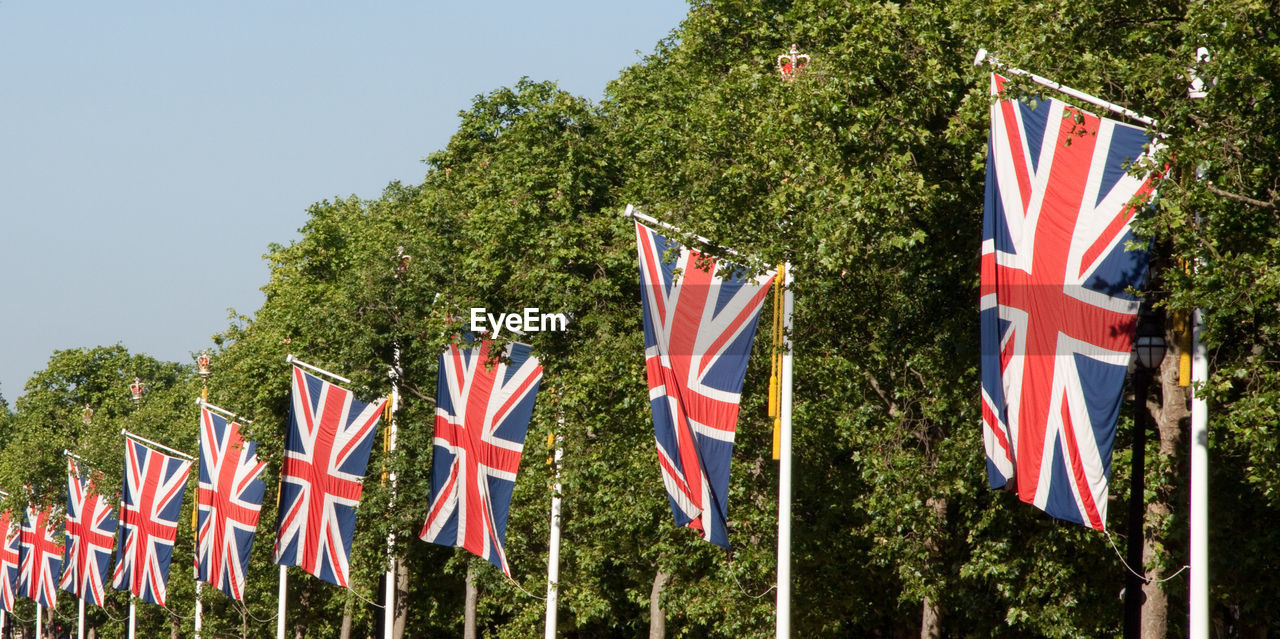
top-left (775, 262), bottom-right (794, 639)
top-left (383, 358), bottom-right (400, 639)
top-left (36, 603), bottom-right (41, 639)
top-left (79, 596), bottom-right (86, 639)
top-left (1186, 50), bottom-right (1211, 639)
top-left (120, 429), bottom-right (196, 462)
top-left (195, 579), bottom-right (204, 638)
top-left (973, 49), bottom-right (1158, 128)
top-left (128, 599), bottom-right (136, 639)
top-left (276, 565), bottom-right (287, 639)
top-left (544, 424), bottom-right (563, 639)
top-left (285, 354), bottom-right (353, 385)
top-left (1188, 309), bottom-right (1209, 638)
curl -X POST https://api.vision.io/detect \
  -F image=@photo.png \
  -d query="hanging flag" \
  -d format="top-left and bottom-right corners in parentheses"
top-left (635, 221), bottom-right (774, 548)
top-left (59, 458), bottom-right (118, 606)
top-left (197, 405), bottom-right (267, 600)
top-left (17, 504), bottom-right (62, 607)
top-left (273, 365), bottom-right (386, 587)
top-left (112, 438), bottom-right (193, 606)
top-left (980, 73), bottom-right (1158, 530)
top-left (0, 512), bottom-right (20, 612)
top-left (420, 338), bottom-right (543, 576)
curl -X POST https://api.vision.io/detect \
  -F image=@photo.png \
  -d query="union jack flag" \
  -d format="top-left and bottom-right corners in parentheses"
top-left (981, 73), bottom-right (1157, 529)
top-left (635, 221), bottom-right (774, 548)
top-left (18, 504), bottom-right (63, 607)
top-left (59, 458), bottom-right (118, 606)
top-left (197, 405), bottom-right (267, 600)
top-left (273, 366), bottom-right (385, 587)
top-left (0, 511), bottom-right (20, 612)
top-left (112, 438), bottom-right (192, 606)
top-left (420, 338), bottom-right (543, 576)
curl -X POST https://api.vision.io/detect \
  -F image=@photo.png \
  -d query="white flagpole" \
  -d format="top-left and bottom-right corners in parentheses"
top-left (775, 262), bottom-right (794, 639)
top-left (128, 599), bottom-right (136, 639)
top-left (195, 580), bottom-right (203, 638)
top-left (1187, 49), bottom-right (1210, 639)
top-left (285, 354), bottom-right (352, 385)
top-left (1189, 310), bottom-right (1209, 638)
top-left (383, 368), bottom-right (400, 639)
top-left (36, 603), bottom-right (41, 639)
top-left (973, 49), bottom-right (1158, 127)
top-left (544, 424), bottom-right (563, 639)
top-left (277, 565), bottom-right (287, 639)
top-left (79, 596), bottom-right (86, 639)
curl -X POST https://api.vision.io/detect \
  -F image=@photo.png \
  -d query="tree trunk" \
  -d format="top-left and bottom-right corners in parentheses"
top-left (393, 558), bottom-right (409, 639)
top-left (464, 565), bottom-right (478, 639)
top-left (1143, 326), bottom-right (1190, 638)
top-left (920, 496), bottom-right (947, 639)
top-left (294, 586), bottom-right (309, 639)
top-left (920, 596), bottom-right (942, 639)
top-left (340, 599), bottom-right (354, 639)
top-left (649, 569), bottom-right (673, 639)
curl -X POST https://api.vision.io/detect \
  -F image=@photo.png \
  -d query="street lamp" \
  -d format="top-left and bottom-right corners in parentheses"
top-left (1125, 310), bottom-right (1166, 638)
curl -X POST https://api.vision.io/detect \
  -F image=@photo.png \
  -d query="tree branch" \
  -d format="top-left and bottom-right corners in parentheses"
top-left (1204, 182), bottom-right (1276, 209)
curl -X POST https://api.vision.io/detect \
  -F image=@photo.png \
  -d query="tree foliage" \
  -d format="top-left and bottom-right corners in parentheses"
top-left (3, 1), bottom-right (1278, 636)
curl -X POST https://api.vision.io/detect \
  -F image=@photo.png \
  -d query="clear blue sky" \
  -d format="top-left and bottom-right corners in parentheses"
top-left (0, 2), bottom-right (690, 401)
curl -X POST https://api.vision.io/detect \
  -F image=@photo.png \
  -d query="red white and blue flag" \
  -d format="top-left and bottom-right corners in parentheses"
top-left (197, 405), bottom-right (267, 600)
top-left (0, 512), bottom-right (21, 612)
top-left (635, 221), bottom-right (774, 548)
top-left (112, 438), bottom-right (192, 606)
top-left (981, 73), bottom-right (1157, 529)
top-left (273, 366), bottom-right (385, 587)
top-left (59, 458), bottom-right (118, 606)
top-left (18, 504), bottom-right (63, 607)
top-left (420, 338), bottom-right (543, 576)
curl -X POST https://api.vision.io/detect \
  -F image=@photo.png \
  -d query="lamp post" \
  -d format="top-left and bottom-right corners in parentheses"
top-left (1125, 309), bottom-right (1166, 638)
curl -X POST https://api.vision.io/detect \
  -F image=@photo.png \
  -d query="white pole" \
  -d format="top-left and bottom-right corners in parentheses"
top-left (285, 354), bottom-right (352, 385)
top-left (1, 609), bottom-right (5, 639)
top-left (195, 581), bottom-right (203, 638)
top-left (277, 565), bottom-right (287, 639)
top-left (973, 48), bottom-right (1158, 127)
top-left (544, 427), bottom-right (563, 639)
top-left (128, 599), bottom-right (136, 639)
top-left (1189, 309), bottom-right (1209, 639)
top-left (383, 381), bottom-right (399, 639)
top-left (36, 603), bottom-right (41, 639)
top-left (79, 596), bottom-right (86, 639)
top-left (775, 262), bottom-right (794, 639)
top-left (1187, 48), bottom-right (1210, 639)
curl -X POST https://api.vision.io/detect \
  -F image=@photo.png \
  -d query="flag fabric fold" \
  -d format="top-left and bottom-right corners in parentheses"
top-left (197, 406), bottom-right (267, 600)
top-left (273, 365), bottom-right (385, 587)
top-left (59, 458), bottom-right (118, 606)
top-left (0, 512), bottom-right (18, 612)
top-left (980, 72), bottom-right (1158, 530)
top-left (17, 504), bottom-right (62, 607)
top-left (420, 338), bottom-right (543, 576)
top-left (111, 438), bottom-right (192, 606)
top-left (635, 221), bottom-right (774, 548)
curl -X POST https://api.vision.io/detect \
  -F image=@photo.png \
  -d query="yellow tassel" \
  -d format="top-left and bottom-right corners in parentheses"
top-left (1178, 316), bottom-right (1192, 387)
top-left (770, 263), bottom-right (785, 461)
